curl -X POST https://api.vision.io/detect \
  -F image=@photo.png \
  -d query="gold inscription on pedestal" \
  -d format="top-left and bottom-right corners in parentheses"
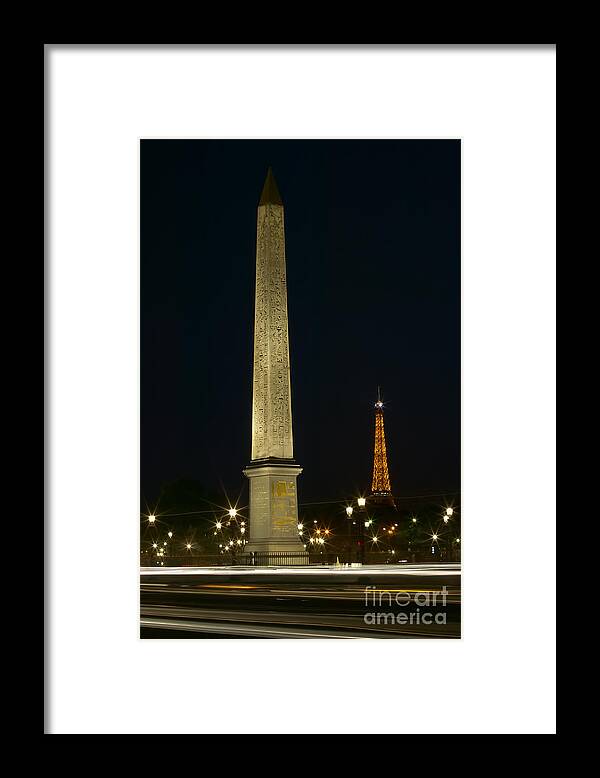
top-left (273, 481), bottom-right (289, 498)
top-left (272, 498), bottom-right (290, 518)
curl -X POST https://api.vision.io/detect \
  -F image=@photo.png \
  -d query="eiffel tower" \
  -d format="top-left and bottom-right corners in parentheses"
top-left (370, 387), bottom-right (395, 507)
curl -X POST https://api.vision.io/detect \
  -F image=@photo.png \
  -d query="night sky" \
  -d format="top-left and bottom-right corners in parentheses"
top-left (141, 140), bottom-right (460, 507)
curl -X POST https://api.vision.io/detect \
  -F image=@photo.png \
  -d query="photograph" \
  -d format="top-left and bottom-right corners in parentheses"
top-left (140, 139), bottom-right (461, 638)
top-left (47, 43), bottom-right (556, 735)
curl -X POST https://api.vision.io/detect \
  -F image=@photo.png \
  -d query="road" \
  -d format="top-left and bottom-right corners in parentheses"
top-left (140, 564), bottom-right (461, 638)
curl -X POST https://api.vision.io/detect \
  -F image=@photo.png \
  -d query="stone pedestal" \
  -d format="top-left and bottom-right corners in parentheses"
top-left (243, 462), bottom-right (304, 554)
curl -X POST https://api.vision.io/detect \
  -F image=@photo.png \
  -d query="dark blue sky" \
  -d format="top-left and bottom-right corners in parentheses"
top-left (141, 140), bottom-right (460, 506)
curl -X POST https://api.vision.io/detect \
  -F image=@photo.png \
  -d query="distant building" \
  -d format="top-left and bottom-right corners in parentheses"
top-left (369, 387), bottom-right (395, 507)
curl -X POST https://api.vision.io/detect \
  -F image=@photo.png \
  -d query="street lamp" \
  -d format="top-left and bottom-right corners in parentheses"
top-left (454, 536), bottom-right (461, 562)
top-left (446, 507), bottom-right (453, 517)
top-left (345, 506), bottom-right (353, 565)
top-left (148, 514), bottom-right (156, 524)
top-left (228, 508), bottom-right (237, 519)
top-left (356, 500), bottom-right (366, 563)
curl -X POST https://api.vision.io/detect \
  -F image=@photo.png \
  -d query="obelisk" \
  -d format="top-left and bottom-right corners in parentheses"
top-left (243, 168), bottom-right (304, 556)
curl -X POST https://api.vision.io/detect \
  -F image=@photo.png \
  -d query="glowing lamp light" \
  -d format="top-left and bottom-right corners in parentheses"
top-left (412, 518), bottom-right (417, 524)
top-left (432, 534), bottom-right (438, 541)
top-left (168, 531), bottom-right (173, 538)
top-left (228, 508), bottom-right (237, 519)
top-left (443, 516), bottom-right (449, 524)
top-left (215, 522), bottom-right (222, 530)
top-left (186, 543), bottom-right (191, 550)
top-left (357, 497), bottom-right (366, 508)
top-left (456, 538), bottom-right (460, 544)
top-left (152, 543), bottom-right (157, 549)
top-left (346, 506), bottom-right (353, 518)
top-left (297, 523), bottom-right (303, 531)
top-left (148, 514), bottom-right (156, 524)
top-left (446, 507), bottom-right (454, 517)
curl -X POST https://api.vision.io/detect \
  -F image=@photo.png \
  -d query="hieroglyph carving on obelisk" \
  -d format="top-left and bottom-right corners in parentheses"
top-left (251, 196), bottom-right (294, 460)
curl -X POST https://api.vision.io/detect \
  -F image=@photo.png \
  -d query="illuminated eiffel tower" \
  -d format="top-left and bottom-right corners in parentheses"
top-left (370, 387), bottom-right (395, 507)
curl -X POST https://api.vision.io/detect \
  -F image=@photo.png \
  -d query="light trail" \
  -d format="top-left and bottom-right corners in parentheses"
top-left (139, 585), bottom-right (461, 603)
top-left (140, 609), bottom-right (457, 638)
top-left (140, 617), bottom-right (357, 638)
top-left (140, 563), bottom-right (461, 578)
